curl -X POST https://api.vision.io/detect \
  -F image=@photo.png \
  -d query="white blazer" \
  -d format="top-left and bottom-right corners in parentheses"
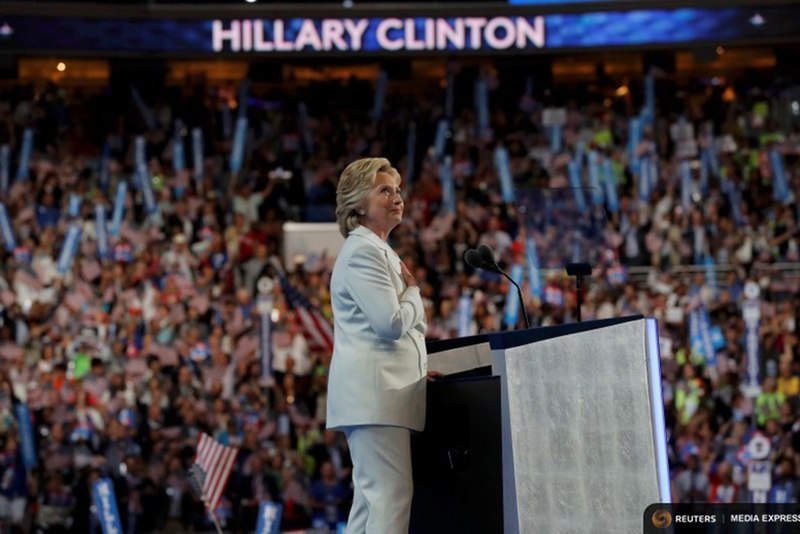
top-left (326, 225), bottom-right (428, 432)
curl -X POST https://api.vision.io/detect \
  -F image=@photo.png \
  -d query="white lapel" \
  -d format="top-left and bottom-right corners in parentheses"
top-left (350, 226), bottom-right (403, 285)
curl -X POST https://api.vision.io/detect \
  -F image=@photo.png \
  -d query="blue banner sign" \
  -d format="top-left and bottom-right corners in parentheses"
top-left (93, 478), bottom-right (124, 534)
top-left (15, 403), bottom-right (37, 469)
top-left (0, 8), bottom-right (795, 54)
top-left (255, 502), bottom-right (283, 534)
top-left (56, 224), bottom-right (82, 275)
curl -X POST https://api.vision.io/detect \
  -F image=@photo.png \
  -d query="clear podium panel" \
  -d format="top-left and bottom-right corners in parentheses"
top-left (493, 318), bottom-right (663, 533)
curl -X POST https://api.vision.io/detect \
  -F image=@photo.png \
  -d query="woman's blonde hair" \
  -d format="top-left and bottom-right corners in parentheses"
top-left (335, 157), bottom-right (401, 238)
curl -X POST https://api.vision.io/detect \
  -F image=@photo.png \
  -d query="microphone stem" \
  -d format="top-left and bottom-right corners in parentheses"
top-left (498, 268), bottom-right (531, 330)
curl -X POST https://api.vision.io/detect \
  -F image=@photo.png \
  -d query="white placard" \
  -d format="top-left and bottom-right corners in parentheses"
top-left (542, 107), bottom-right (567, 127)
top-left (747, 460), bottom-right (772, 491)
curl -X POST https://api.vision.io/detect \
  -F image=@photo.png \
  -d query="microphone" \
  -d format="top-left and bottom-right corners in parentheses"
top-left (463, 246), bottom-right (531, 330)
top-left (477, 245), bottom-right (499, 271)
top-left (464, 249), bottom-right (495, 272)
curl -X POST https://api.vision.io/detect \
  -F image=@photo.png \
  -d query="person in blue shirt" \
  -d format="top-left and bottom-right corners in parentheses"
top-left (35, 190), bottom-right (61, 229)
top-left (308, 461), bottom-right (348, 531)
top-left (0, 436), bottom-right (29, 533)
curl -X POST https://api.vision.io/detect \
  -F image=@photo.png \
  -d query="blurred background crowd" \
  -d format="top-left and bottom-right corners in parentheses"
top-left (0, 56), bottom-right (798, 533)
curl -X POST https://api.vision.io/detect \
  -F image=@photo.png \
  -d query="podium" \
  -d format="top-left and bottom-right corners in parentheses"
top-left (410, 316), bottom-right (670, 533)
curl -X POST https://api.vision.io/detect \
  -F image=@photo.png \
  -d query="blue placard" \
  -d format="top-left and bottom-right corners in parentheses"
top-left (638, 154), bottom-right (651, 202)
top-left (628, 118), bottom-right (641, 174)
top-left (710, 325), bottom-right (725, 351)
top-left (0, 144), bottom-right (9, 194)
top-left (567, 162), bottom-right (587, 213)
top-left (457, 293), bottom-right (473, 337)
top-left (587, 151), bottom-right (604, 205)
top-left (110, 180), bottom-right (126, 238)
top-left (549, 124), bottom-right (562, 154)
top-left (192, 127), bottom-right (204, 182)
top-left (700, 306), bottom-right (716, 366)
top-left (439, 156), bottom-right (455, 213)
top-left (494, 146), bottom-right (515, 203)
top-left (503, 264), bottom-right (525, 328)
top-left (703, 254), bottom-right (717, 297)
top-left (131, 88), bottom-right (157, 131)
top-left (96, 203), bottom-right (110, 260)
top-left (372, 69), bottom-right (388, 122)
top-left (173, 122), bottom-right (185, 172)
top-left (680, 160), bottom-right (692, 211)
top-left (743, 299), bottom-right (760, 391)
top-left (525, 237), bottom-right (542, 299)
top-left (255, 501), bottom-right (283, 534)
top-left (432, 118), bottom-right (448, 161)
top-left (16, 128), bottom-right (33, 181)
top-left (68, 194), bottom-right (82, 217)
top-left (56, 224), bottom-right (82, 275)
top-left (93, 478), bottom-right (124, 534)
top-left (230, 116), bottom-right (248, 173)
top-left (0, 203), bottom-right (16, 251)
top-left (689, 308), bottom-right (701, 356)
top-left (138, 164), bottom-right (158, 215)
top-left (602, 157), bottom-right (619, 214)
top-left (643, 71), bottom-right (655, 127)
top-left (769, 148), bottom-right (790, 202)
top-left (699, 148), bottom-right (710, 194)
top-left (728, 186), bottom-right (744, 227)
top-left (14, 403), bottom-right (37, 469)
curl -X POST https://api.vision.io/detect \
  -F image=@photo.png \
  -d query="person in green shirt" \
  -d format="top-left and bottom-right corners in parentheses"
top-left (755, 377), bottom-right (786, 427)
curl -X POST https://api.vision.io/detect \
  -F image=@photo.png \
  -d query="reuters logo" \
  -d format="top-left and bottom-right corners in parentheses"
top-left (652, 509), bottom-right (672, 529)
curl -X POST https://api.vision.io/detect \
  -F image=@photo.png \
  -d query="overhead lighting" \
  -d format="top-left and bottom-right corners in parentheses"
top-left (750, 12), bottom-right (765, 26)
top-left (615, 85), bottom-right (629, 97)
top-left (245, 0), bottom-right (257, 3)
top-left (56, 62), bottom-right (66, 72)
top-left (722, 87), bottom-right (736, 102)
top-left (0, 23), bottom-right (12, 37)
top-left (716, 46), bottom-right (725, 56)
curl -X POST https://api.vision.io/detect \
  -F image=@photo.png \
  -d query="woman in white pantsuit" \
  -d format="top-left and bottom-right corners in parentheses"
top-left (327, 157), bottom-right (439, 534)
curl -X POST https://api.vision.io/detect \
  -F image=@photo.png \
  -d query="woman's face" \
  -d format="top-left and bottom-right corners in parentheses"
top-left (361, 172), bottom-right (403, 238)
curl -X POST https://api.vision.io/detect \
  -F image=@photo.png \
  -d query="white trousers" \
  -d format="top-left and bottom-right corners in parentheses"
top-left (344, 425), bottom-right (413, 534)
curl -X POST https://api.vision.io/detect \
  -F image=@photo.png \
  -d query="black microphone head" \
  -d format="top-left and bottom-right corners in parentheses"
top-left (464, 249), bottom-right (484, 270)
top-left (477, 244), bottom-right (497, 266)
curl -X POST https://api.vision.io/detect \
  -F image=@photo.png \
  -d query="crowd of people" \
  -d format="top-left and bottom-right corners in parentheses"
top-left (0, 62), bottom-right (797, 533)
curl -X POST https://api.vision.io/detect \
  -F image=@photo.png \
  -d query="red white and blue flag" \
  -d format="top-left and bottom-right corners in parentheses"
top-left (279, 276), bottom-right (334, 354)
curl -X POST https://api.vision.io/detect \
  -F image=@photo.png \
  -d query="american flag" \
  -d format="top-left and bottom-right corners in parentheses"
top-left (170, 275), bottom-right (196, 299)
top-left (232, 335), bottom-right (258, 362)
top-left (64, 291), bottom-right (89, 312)
top-left (120, 224), bottom-right (148, 249)
top-left (0, 289), bottom-right (16, 307)
top-left (190, 293), bottom-right (210, 314)
top-left (13, 268), bottom-right (43, 292)
top-left (81, 260), bottom-right (102, 282)
top-left (0, 344), bottom-right (23, 360)
top-left (149, 343), bottom-right (179, 366)
top-left (189, 432), bottom-right (238, 516)
top-left (279, 276), bottom-right (334, 354)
